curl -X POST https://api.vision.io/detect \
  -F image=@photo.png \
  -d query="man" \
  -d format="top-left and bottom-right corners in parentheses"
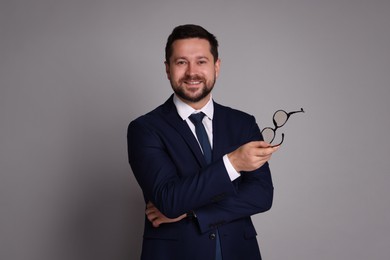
top-left (127, 24), bottom-right (279, 260)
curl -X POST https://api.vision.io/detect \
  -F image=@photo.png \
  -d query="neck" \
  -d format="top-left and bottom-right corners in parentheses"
top-left (181, 94), bottom-right (211, 110)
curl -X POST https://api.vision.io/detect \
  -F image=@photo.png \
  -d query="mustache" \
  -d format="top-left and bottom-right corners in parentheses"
top-left (180, 75), bottom-right (205, 82)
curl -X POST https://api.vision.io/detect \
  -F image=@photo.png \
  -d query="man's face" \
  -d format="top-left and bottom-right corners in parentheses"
top-left (165, 38), bottom-right (220, 109)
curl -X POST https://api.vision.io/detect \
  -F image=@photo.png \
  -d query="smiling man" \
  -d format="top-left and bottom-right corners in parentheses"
top-left (127, 24), bottom-right (279, 260)
top-left (165, 37), bottom-right (220, 109)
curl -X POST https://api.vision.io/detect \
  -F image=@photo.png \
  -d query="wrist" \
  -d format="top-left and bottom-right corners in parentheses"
top-left (227, 152), bottom-right (240, 172)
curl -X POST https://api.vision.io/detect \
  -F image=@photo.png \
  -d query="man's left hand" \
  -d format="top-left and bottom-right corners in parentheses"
top-left (145, 201), bottom-right (187, 228)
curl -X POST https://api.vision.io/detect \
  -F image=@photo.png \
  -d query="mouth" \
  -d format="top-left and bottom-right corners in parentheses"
top-left (184, 80), bottom-right (202, 85)
top-left (182, 76), bottom-right (204, 87)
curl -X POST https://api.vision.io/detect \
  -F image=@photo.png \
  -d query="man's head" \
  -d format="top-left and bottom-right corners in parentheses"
top-left (164, 24), bottom-right (221, 109)
top-left (165, 24), bottom-right (219, 64)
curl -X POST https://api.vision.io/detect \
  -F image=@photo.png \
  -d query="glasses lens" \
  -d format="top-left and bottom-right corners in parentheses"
top-left (274, 110), bottom-right (288, 127)
top-left (261, 127), bottom-right (275, 143)
top-left (270, 133), bottom-right (284, 147)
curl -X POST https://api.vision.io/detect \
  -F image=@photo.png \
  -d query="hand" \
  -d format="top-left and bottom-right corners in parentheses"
top-left (228, 141), bottom-right (279, 172)
top-left (145, 202), bottom-right (187, 228)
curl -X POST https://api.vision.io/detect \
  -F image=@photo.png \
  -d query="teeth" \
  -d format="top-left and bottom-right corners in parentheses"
top-left (186, 81), bottom-right (201, 85)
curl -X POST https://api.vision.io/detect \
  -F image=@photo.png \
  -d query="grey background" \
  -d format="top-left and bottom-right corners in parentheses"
top-left (1, 0), bottom-right (389, 259)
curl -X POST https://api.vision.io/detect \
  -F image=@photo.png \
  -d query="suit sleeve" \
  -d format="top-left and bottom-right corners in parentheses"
top-left (194, 116), bottom-right (274, 233)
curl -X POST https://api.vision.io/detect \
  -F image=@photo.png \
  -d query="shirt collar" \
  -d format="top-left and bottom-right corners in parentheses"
top-left (173, 94), bottom-right (214, 121)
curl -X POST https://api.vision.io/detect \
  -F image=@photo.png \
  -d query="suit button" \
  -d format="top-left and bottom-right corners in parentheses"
top-left (209, 233), bottom-right (216, 240)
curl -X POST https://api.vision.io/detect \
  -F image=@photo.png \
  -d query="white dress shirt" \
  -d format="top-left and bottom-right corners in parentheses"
top-left (173, 94), bottom-right (240, 181)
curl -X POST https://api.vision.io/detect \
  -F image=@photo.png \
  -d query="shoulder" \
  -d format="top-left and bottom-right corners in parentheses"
top-left (213, 101), bottom-right (262, 142)
top-left (129, 96), bottom-right (175, 128)
top-left (214, 101), bottom-right (256, 123)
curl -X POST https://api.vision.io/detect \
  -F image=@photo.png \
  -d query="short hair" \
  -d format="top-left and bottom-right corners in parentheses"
top-left (165, 24), bottom-right (219, 63)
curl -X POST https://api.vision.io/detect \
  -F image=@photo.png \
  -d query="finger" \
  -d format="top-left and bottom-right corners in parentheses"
top-left (253, 149), bottom-right (274, 158)
top-left (152, 219), bottom-right (162, 228)
top-left (146, 201), bottom-right (154, 208)
top-left (145, 208), bottom-right (155, 215)
top-left (258, 141), bottom-right (272, 148)
top-left (145, 204), bottom-right (158, 214)
top-left (146, 212), bottom-right (158, 222)
top-left (250, 141), bottom-right (272, 148)
top-left (262, 145), bottom-right (280, 155)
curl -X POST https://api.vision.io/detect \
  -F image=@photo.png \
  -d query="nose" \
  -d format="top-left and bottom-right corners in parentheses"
top-left (185, 62), bottom-right (197, 76)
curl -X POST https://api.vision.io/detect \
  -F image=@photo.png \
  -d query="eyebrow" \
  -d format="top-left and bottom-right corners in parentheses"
top-left (196, 56), bottom-right (210, 60)
top-left (174, 56), bottom-right (210, 61)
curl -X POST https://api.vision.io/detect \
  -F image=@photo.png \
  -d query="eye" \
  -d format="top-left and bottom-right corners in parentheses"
top-left (198, 60), bottom-right (208, 65)
top-left (176, 60), bottom-right (187, 65)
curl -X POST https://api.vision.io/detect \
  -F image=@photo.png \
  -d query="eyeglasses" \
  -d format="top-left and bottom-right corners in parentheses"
top-left (261, 108), bottom-right (305, 147)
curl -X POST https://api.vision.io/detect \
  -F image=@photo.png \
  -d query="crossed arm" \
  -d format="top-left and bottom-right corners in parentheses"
top-left (145, 140), bottom-right (279, 228)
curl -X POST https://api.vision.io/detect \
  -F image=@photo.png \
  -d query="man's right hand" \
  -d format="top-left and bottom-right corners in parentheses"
top-left (227, 141), bottom-right (279, 172)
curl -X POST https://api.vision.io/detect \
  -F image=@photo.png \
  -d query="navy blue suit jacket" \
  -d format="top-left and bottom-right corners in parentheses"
top-left (127, 95), bottom-right (273, 260)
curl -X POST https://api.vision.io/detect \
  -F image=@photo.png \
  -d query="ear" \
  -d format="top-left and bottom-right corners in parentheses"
top-left (214, 59), bottom-right (221, 78)
top-left (165, 61), bottom-right (171, 80)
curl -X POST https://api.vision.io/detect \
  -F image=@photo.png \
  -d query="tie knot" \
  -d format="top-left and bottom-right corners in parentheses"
top-left (189, 112), bottom-right (205, 125)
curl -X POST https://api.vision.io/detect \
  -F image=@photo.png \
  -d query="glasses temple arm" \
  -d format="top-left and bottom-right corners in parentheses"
top-left (287, 107), bottom-right (305, 117)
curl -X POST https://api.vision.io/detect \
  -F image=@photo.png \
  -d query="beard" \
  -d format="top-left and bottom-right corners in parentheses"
top-left (171, 75), bottom-right (216, 103)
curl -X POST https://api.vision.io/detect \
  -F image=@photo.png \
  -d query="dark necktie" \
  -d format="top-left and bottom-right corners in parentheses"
top-left (189, 112), bottom-right (222, 260)
top-left (189, 112), bottom-right (212, 164)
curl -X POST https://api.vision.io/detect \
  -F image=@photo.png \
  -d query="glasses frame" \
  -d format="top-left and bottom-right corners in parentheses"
top-left (261, 108), bottom-right (304, 147)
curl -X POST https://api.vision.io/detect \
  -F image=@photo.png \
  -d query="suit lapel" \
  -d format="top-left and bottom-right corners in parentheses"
top-left (160, 96), bottom-right (207, 166)
top-left (212, 102), bottom-right (226, 160)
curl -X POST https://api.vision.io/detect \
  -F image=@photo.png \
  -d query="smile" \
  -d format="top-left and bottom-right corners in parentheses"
top-left (185, 81), bottom-right (202, 85)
